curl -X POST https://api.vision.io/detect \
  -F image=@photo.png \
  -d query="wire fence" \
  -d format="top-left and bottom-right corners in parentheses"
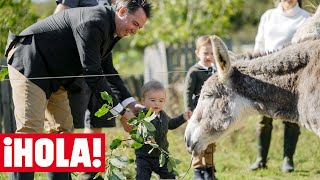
top-left (0, 68), bottom-right (210, 81)
top-left (0, 67), bottom-right (213, 132)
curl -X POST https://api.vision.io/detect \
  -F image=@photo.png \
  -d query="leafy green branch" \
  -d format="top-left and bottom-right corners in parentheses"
top-left (0, 67), bottom-right (8, 81)
top-left (95, 92), bottom-right (181, 179)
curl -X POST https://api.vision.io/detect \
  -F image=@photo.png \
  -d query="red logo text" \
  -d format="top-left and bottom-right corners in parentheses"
top-left (0, 134), bottom-right (105, 172)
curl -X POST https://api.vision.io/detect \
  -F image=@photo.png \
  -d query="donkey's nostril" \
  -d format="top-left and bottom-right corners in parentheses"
top-left (185, 136), bottom-right (190, 147)
top-left (190, 141), bottom-right (197, 151)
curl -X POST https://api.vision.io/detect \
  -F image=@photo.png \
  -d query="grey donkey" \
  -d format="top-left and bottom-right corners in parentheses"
top-left (185, 33), bottom-right (320, 156)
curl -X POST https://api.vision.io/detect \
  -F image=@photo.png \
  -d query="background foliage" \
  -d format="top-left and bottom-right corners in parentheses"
top-left (129, 0), bottom-right (244, 46)
top-left (0, 0), bottom-right (39, 54)
top-left (1, 1), bottom-right (320, 179)
top-left (1, 0), bottom-right (320, 72)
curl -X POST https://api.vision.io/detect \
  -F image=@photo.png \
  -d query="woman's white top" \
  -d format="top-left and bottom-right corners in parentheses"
top-left (254, 3), bottom-right (310, 52)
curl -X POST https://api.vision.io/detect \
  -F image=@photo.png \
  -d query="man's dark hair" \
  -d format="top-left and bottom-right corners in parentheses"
top-left (115, 0), bottom-right (152, 18)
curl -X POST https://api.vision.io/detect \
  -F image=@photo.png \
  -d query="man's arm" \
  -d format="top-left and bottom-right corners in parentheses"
top-left (102, 53), bottom-right (140, 113)
top-left (73, 20), bottom-right (124, 115)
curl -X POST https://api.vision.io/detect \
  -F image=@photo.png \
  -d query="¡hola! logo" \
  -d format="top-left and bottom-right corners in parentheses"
top-left (0, 134), bottom-right (105, 172)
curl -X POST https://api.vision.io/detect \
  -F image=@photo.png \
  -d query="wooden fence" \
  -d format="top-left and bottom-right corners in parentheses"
top-left (0, 57), bottom-right (16, 133)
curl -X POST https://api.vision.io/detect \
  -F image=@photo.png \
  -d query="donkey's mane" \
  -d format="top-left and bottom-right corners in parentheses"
top-left (234, 36), bottom-right (320, 62)
top-left (231, 39), bottom-right (320, 77)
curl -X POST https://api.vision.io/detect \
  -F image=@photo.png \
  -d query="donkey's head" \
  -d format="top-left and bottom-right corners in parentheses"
top-left (184, 36), bottom-right (257, 155)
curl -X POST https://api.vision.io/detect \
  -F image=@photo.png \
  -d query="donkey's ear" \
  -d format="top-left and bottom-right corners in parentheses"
top-left (210, 35), bottom-right (232, 82)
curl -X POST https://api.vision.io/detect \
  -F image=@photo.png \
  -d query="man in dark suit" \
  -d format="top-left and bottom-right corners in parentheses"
top-left (52, 0), bottom-right (136, 135)
top-left (52, 1), bottom-right (141, 180)
top-left (5, 0), bottom-right (152, 179)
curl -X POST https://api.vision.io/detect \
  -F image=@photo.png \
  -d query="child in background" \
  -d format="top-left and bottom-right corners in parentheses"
top-left (135, 80), bottom-right (192, 180)
top-left (184, 35), bottom-right (217, 180)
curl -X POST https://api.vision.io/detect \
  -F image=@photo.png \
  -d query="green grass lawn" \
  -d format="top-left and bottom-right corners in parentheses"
top-left (1, 116), bottom-right (320, 179)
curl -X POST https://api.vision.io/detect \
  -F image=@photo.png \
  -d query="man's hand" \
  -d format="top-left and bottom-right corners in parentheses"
top-left (54, 4), bottom-right (71, 14)
top-left (120, 109), bottom-right (135, 132)
top-left (126, 102), bottom-right (144, 114)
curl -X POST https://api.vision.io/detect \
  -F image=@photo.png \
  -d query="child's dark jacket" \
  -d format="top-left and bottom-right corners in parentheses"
top-left (184, 63), bottom-right (213, 111)
top-left (135, 110), bottom-right (186, 158)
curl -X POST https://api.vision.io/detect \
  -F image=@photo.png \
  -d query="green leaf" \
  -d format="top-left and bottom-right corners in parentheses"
top-left (121, 144), bottom-right (129, 149)
top-left (128, 158), bottom-right (135, 163)
top-left (94, 104), bottom-right (109, 117)
top-left (129, 129), bottom-right (137, 135)
top-left (112, 169), bottom-right (126, 180)
top-left (138, 111), bottom-right (145, 119)
top-left (0, 68), bottom-right (8, 81)
top-left (100, 91), bottom-right (113, 104)
top-left (145, 108), bottom-right (153, 118)
top-left (159, 153), bottom-right (166, 167)
top-left (110, 139), bottom-right (122, 150)
top-left (148, 148), bottom-right (154, 154)
top-left (131, 142), bottom-right (143, 149)
top-left (141, 125), bottom-right (148, 139)
top-left (130, 133), bottom-right (143, 143)
top-left (149, 143), bottom-right (159, 148)
top-left (142, 121), bottom-right (156, 132)
top-left (110, 158), bottom-right (125, 168)
top-left (136, 125), bottom-right (142, 139)
top-left (144, 113), bottom-right (157, 122)
top-left (167, 159), bottom-right (173, 172)
top-left (107, 116), bottom-right (116, 120)
top-left (127, 117), bottom-right (138, 124)
top-left (175, 159), bottom-right (181, 165)
top-left (108, 174), bottom-right (121, 180)
top-left (116, 156), bottom-right (128, 162)
top-left (169, 157), bottom-right (177, 168)
top-left (93, 172), bottom-right (102, 179)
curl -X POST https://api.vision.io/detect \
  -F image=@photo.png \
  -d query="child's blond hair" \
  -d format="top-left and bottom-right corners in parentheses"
top-left (195, 35), bottom-right (212, 50)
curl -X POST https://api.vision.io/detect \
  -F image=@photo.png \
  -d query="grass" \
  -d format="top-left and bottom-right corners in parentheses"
top-left (1, 116), bottom-right (320, 179)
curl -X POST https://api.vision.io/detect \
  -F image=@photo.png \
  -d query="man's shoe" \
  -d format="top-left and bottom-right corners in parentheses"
top-left (282, 156), bottom-right (294, 173)
top-left (249, 160), bottom-right (267, 171)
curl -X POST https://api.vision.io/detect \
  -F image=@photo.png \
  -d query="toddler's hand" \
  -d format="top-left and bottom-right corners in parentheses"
top-left (183, 111), bottom-right (193, 121)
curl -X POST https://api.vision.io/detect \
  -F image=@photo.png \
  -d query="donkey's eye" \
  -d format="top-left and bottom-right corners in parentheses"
top-left (202, 92), bottom-right (213, 99)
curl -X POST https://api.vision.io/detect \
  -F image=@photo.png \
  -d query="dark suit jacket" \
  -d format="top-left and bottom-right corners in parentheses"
top-left (6, 5), bottom-right (123, 106)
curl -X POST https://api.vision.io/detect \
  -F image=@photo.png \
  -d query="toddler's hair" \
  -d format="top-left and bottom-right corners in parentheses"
top-left (142, 80), bottom-right (165, 98)
top-left (196, 35), bottom-right (212, 50)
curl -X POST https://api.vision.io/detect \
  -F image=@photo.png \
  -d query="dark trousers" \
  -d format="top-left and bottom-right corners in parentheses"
top-left (257, 116), bottom-right (300, 163)
top-left (194, 167), bottom-right (213, 180)
top-left (9, 172), bottom-right (70, 180)
top-left (136, 155), bottom-right (175, 180)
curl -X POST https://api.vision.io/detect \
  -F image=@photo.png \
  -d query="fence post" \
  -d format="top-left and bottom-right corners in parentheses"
top-left (0, 80), bottom-right (16, 133)
top-left (0, 80), bottom-right (2, 133)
